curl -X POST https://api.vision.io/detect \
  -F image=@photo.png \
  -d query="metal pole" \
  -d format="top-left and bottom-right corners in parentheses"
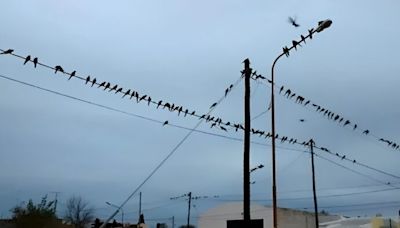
top-left (268, 20), bottom-right (332, 227)
top-left (243, 58), bottom-right (252, 226)
top-left (309, 139), bottom-right (319, 228)
top-left (172, 216), bottom-right (175, 228)
top-left (271, 53), bottom-right (284, 228)
top-left (139, 192), bottom-right (142, 219)
top-left (187, 192), bottom-right (192, 227)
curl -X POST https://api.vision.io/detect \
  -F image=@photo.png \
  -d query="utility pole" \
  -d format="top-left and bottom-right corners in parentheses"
top-left (172, 216), bottom-right (175, 228)
top-left (309, 139), bottom-right (319, 228)
top-left (187, 192), bottom-right (192, 228)
top-left (138, 192), bottom-right (142, 219)
top-left (243, 58), bottom-right (252, 227)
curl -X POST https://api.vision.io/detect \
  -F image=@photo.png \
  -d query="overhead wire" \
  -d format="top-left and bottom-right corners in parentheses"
top-left (2, 72), bottom-right (398, 183)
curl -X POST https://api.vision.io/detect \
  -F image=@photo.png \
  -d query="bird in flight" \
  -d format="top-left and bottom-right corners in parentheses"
top-left (23, 55), bottom-right (31, 65)
top-left (288, 17), bottom-right (300, 27)
top-left (33, 57), bottom-right (38, 68)
top-left (1, 49), bottom-right (14, 54)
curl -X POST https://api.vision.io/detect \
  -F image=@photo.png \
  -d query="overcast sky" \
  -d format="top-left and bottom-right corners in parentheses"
top-left (1, 0), bottom-right (400, 227)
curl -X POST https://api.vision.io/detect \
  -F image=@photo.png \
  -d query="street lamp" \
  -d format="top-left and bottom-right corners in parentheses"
top-left (106, 201), bottom-right (124, 226)
top-left (269, 19), bottom-right (332, 228)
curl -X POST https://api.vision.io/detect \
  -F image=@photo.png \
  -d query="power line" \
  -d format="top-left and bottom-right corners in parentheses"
top-left (99, 73), bottom-right (244, 226)
top-left (249, 71), bottom-right (400, 153)
top-left (0, 47), bottom-right (340, 157)
top-left (2, 72), bottom-right (398, 184)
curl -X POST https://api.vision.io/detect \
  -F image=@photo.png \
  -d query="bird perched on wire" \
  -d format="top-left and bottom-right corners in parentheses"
top-left (54, 65), bottom-right (64, 74)
top-left (0, 49), bottom-right (14, 54)
top-left (288, 17), bottom-right (300, 27)
top-left (23, 55), bottom-right (31, 65)
top-left (292, 40), bottom-right (302, 50)
top-left (163, 120), bottom-right (169, 126)
top-left (210, 102), bottom-right (218, 109)
top-left (68, 71), bottom-right (76, 80)
top-left (33, 57), bottom-right (38, 68)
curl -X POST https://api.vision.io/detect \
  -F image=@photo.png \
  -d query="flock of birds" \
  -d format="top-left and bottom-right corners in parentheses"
top-left (1, 40), bottom-right (398, 179)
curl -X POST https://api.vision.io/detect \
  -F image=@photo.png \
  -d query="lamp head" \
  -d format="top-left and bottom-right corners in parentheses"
top-left (316, 19), bottom-right (332, 33)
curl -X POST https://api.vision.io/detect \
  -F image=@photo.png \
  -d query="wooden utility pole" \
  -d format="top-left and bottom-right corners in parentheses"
top-left (309, 139), bottom-right (319, 228)
top-left (243, 58), bottom-right (252, 226)
top-left (187, 192), bottom-right (192, 227)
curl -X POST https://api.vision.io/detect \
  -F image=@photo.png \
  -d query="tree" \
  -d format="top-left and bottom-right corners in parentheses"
top-left (11, 195), bottom-right (63, 228)
top-left (64, 196), bottom-right (94, 228)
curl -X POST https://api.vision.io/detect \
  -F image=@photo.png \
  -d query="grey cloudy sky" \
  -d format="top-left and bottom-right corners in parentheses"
top-left (1, 0), bottom-right (400, 226)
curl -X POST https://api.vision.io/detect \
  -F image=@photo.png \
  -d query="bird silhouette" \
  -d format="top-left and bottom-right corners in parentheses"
top-left (191, 111), bottom-right (196, 116)
top-left (279, 86), bottom-right (284, 94)
top-left (283, 46), bottom-right (290, 57)
top-left (23, 55), bottom-right (31, 65)
top-left (308, 28), bottom-right (314, 39)
top-left (225, 88), bottom-right (229, 97)
top-left (341, 155), bottom-right (346, 160)
top-left (334, 115), bottom-right (340, 121)
top-left (220, 126), bottom-right (227, 131)
top-left (210, 102), bottom-right (217, 109)
top-left (54, 65), bottom-right (64, 74)
top-left (122, 89), bottom-right (131, 98)
top-left (33, 57), bottom-right (38, 68)
top-left (115, 88), bottom-right (123, 94)
top-left (353, 124), bottom-right (357, 130)
top-left (68, 71), bottom-right (76, 80)
top-left (290, 93), bottom-right (296, 99)
top-left (177, 106), bottom-right (183, 115)
top-left (300, 35), bottom-right (306, 44)
top-left (1, 49), bottom-right (14, 54)
top-left (85, 76), bottom-right (90, 84)
top-left (363, 130), bottom-right (369, 135)
top-left (343, 120), bottom-right (351, 126)
top-left (299, 119), bottom-right (305, 122)
top-left (104, 82), bottom-right (110, 90)
top-left (284, 89), bottom-right (291, 98)
top-left (163, 120), bottom-right (168, 126)
top-left (147, 96), bottom-right (152, 106)
top-left (163, 102), bottom-right (171, 110)
top-left (157, 100), bottom-right (163, 108)
top-left (98, 81), bottom-right (106, 88)
top-left (353, 160), bottom-right (356, 163)
top-left (139, 95), bottom-right (147, 102)
top-left (338, 117), bottom-right (344, 123)
top-left (288, 17), bottom-right (300, 27)
top-left (109, 84), bottom-right (118, 92)
top-left (91, 78), bottom-right (96, 87)
top-left (292, 40), bottom-right (302, 50)
top-left (210, 123), bottom-right (217, 128)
